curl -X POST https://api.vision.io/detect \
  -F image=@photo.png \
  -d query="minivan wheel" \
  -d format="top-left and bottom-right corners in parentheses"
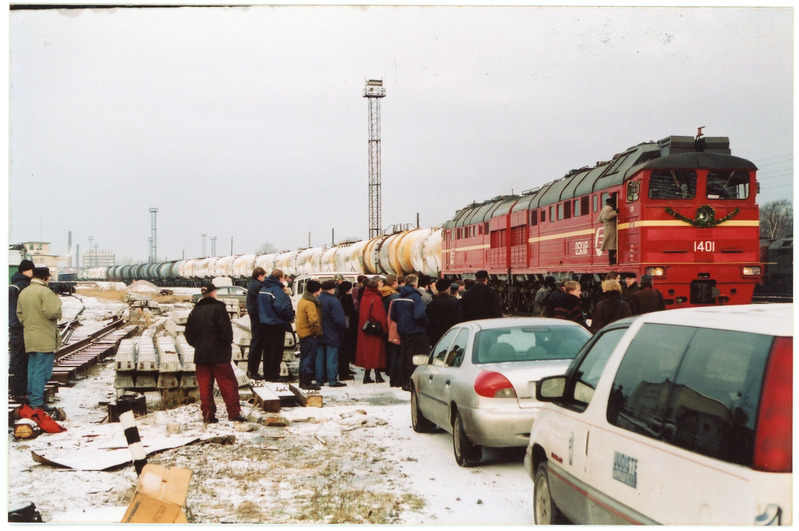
top-left (534, 462), bottom-right (566, 524)
top-left (411, 384), bottom-right (435, 433)
top-left (453, 410), bottom-right (482, 467)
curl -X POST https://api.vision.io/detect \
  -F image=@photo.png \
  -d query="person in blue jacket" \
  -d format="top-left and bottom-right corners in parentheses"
top-left (390, 274), bottom-right (429, 391)
top-left (257, 269), bottom-right (295, 382)
top-left (316, 279), bottom-right (348, 387)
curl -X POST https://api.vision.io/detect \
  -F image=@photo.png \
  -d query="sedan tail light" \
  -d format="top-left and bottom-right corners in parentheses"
top-left (753, 336), bottom-right (792, 472)
top-left (474, 370), bottom-right (517, 398)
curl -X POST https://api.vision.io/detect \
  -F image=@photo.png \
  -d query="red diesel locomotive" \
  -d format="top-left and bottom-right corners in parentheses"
top-left (442, 133), bottom-right (762, 311)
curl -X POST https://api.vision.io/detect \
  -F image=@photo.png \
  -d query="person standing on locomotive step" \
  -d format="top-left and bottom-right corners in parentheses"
top-left (599, 196), bottom-right (619, 265)
top-left (185, 283), bottom-right (247, 423)
top-left (246, 267), bottom-right (267, 380)
top-left (16, 266), bottom-right (61, 414)
top-left (391, 274), bottom-right (429, 391)
top-left (9, 259), bottom-right (34, 401)
top-left (357, 277), bottom-right (388, 384)
top-left (317, 279), bottom-right (348, 388)
top-left (258, 269), bottom-right (295, 382)
top-left (459, 269), bottom-right (502, 321)
top-left (296, 279), bottom-right (323, 390)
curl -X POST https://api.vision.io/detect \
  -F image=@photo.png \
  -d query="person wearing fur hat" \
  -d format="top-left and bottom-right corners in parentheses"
top-left (9, 259), bottom-right (34, 400)
top-left (628, 274), bottom-right (666, 315)
top-left (185, 283), bottom-right (246, 423)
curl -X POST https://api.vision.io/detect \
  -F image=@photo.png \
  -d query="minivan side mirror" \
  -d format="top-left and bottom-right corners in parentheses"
top-left (536, 375), bottom-right (566, 401)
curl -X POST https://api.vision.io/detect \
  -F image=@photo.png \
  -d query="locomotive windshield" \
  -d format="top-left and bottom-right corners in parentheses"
top-left (706, 170), bottom-right (750, 199)
top-left (648, 170), bottom-right (697, 199)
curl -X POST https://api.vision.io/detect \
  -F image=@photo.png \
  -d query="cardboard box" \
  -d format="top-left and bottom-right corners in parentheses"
top-left (121, 464), bottom-right (192, 523)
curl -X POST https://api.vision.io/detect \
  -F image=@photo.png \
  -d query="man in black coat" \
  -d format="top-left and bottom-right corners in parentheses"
top-left (460, 270), bottom-right (502, 321)
top-left (9, 259), bottom-right (34, 400)
top-left (246, 267), bottom-right (267, 380)
top-left (426, 278), bottom-right (464, 346)
top-left (629, 275), bottom-right (666, 315)
top-left (185, 283), bottom-right (246, 423)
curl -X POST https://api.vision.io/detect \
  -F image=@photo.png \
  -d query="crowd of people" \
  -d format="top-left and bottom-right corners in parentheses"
top-left (8, 257), bottom-right (664, 425)
top-left (534, 271), bottom-right (665, 333)
top-left (240, 268), bottom-right (503, 394)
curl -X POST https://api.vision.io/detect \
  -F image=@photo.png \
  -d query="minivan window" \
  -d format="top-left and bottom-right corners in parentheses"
top-left (607, 323), bottom-right (773, 467)
top-left (568, 328), bottom-right (626, 407)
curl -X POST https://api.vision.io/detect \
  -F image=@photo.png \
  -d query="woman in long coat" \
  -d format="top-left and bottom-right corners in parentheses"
top-left (356, 277), bottom-right (388, 383)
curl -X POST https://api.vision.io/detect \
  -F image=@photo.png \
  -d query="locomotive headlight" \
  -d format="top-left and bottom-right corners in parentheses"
top-left (645, 266), bottom-right (666, 277)
top-left (742, 265), bottom-right (762, 277)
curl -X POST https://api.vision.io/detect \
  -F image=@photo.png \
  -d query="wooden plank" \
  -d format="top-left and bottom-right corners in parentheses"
top-left (288, 384), bottom-right (322, 408)
top-left (250, 383), bottom-right (281, 412)
top-left (261, 382), bottom-right (298, 407)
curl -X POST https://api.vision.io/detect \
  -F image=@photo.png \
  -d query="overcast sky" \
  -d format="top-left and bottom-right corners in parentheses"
top-left (7, 3), bottom-right (794, 265)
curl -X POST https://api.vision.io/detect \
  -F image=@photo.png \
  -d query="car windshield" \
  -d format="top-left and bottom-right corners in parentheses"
top-left (473, 325), bottom-right (590, 364)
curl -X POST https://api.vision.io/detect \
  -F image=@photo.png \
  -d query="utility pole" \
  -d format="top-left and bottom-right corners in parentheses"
top-left (364, 78), bottom-right (386, 239)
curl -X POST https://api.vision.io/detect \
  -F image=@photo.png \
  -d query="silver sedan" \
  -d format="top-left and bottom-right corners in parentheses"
top-left (410, 317), bottom-right (591, 467)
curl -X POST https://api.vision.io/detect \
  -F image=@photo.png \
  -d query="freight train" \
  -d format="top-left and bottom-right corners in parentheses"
top-left (79, 133), bottom-right (763, 312)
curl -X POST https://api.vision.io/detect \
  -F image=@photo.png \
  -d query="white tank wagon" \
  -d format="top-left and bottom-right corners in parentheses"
top-left (213, 255), bottom-right (236, 278)
top-left (320, 246), bottom-right (339, 272)
top-left (76, 227), bottom-right (447, 286)
top-left (296, 247), bottom-right (324, 276)
top-left (233, 254), bottom-right (256, 279)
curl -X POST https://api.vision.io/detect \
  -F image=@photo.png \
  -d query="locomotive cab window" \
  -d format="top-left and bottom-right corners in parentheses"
top-left (627, 181), bottom-right (640, 202)
top-left (648, 170), bottom-right (697, 199)
top-left (707, 170), bottom-right (750, 200)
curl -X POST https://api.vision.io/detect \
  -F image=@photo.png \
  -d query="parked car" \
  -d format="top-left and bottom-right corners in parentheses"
top-left (525, 304), bottom-right (793, 525)
top-left (410, 317), bottom-right (591, 467)
top-left (191, 285), bottom-right (248, 305)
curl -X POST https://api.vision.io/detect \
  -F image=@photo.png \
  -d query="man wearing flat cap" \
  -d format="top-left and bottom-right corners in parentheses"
top-left (459, 270), bottom-right (502, 321)
top-left (628, 275), bottom-right (666, 316)
top-left (17, 266), bottom-right (61, 413)
top-left (185, 283), bottom-right (246, 423)
top-left (9, 259), bottom-right (34, 400)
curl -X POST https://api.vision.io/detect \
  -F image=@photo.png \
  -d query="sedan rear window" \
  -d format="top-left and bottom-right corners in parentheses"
top-left (473, 326), bottom-right (590, 364)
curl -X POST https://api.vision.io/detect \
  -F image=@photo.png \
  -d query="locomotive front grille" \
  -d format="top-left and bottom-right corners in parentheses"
top-left (690, 279), bottom-right (719, 304)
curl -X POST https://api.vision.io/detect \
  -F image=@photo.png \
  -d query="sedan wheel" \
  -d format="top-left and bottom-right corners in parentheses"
top-left (453, 410), bottom-right (481, 467)
top-left (410, 385), bottom-right (435, 433)
top-left (534, 462), bottom-right (566, 524)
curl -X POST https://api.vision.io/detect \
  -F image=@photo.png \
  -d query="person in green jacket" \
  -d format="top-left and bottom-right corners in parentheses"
top-left (16, 267), bottom-right (62, 412)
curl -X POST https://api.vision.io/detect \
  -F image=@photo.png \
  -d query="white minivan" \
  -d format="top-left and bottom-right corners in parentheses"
top-left (525, 304), bottom-right (792, 525)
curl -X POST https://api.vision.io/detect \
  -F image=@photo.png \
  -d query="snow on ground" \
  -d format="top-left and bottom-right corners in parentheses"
top-left (5, 289), bottom-right (535, 527)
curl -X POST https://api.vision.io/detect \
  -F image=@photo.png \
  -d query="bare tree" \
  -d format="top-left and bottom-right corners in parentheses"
top-left (255, 242), bottom-right (277, 255)
top-left (760, 199), bottom-right (793, 241)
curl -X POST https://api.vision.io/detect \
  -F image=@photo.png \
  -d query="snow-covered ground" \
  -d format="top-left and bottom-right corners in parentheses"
top-left (5, 288), bottom-right (535, 526)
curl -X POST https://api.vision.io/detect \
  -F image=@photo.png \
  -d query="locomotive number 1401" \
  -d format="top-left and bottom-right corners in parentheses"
top-left (694, 240), bottom-right (716, 252)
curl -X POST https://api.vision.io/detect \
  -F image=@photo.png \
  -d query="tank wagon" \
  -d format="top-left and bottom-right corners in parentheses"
top-left (80, 133), bottom-right (761, 312)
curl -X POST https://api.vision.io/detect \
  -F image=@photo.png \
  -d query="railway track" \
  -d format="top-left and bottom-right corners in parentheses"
top-left (8, 318), bottom-right (138, 420)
